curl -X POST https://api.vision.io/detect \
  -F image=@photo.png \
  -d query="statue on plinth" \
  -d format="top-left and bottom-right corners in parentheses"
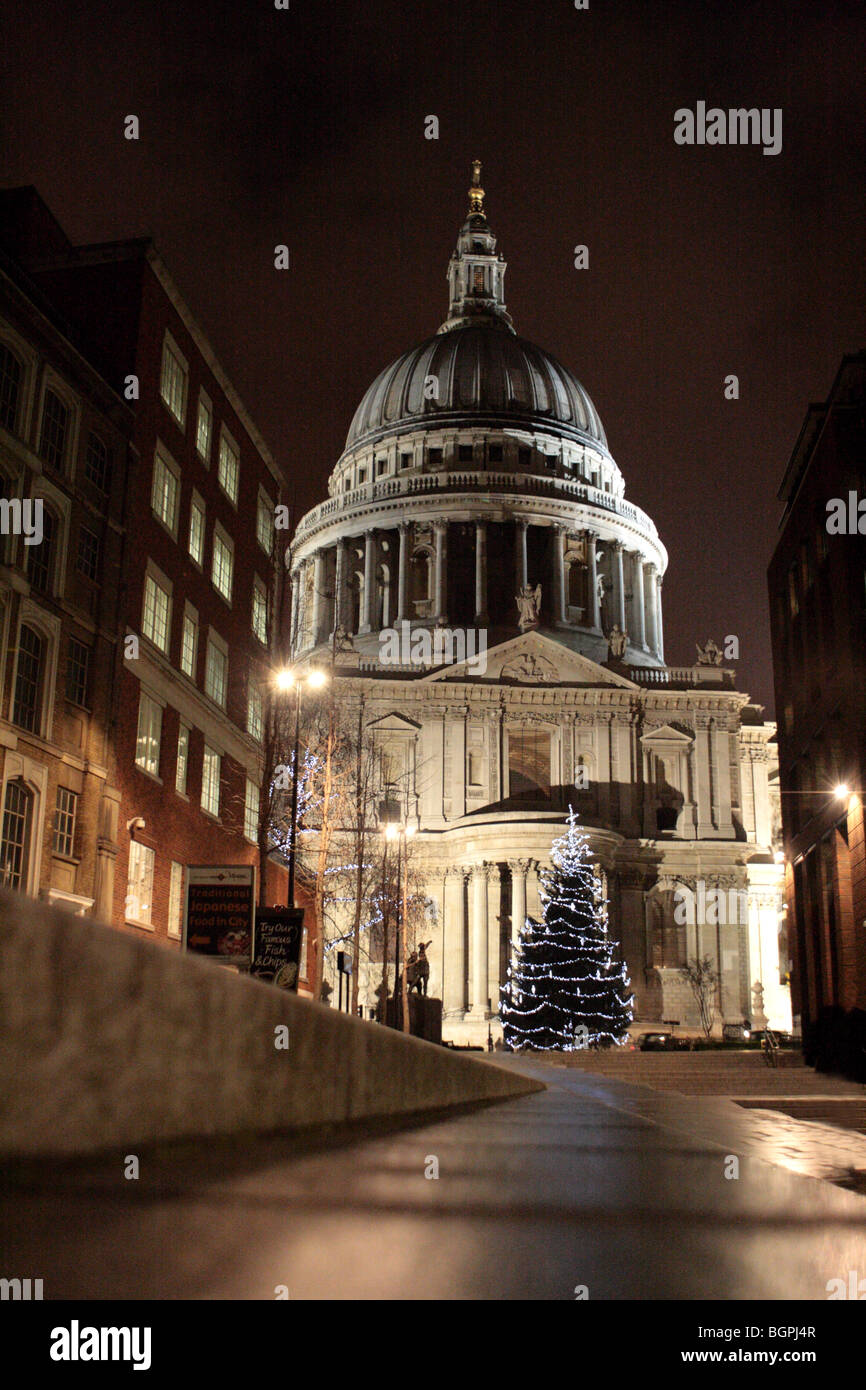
top-left (516, 583), bottom-right (542, 631)
top-left (696, 638), bottom-right (723, 666)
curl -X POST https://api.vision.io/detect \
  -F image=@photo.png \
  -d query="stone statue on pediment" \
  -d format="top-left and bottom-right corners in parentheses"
top-left (516, 583), bottom-right (541, 631)
top-left (607, 625), bottom-right (628, 661)
top-left (696, 638), bottom-right (723, 666)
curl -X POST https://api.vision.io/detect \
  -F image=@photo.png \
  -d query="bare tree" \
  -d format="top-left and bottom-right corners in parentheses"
top-left (679, 955), bottom-right (721, 1039)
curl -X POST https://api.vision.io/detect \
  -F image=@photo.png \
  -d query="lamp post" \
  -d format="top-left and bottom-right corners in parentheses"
top-left (275, 666), bottom-right (327, 907)
top-left (384, 819), bottom-right (416, 1034)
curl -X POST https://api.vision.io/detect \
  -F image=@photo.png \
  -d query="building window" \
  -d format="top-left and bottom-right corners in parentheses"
top-left (201, 745), bottom-right (220, 817)
top-left (458, 444), bottom-right (473, 463)
top-left (180, 610), bottom-right (198, 680)
top-left (151, 450), bottom-right (180, 534)
top-left (247, 684), bottom-right (263, 742)
top-left (12, 625), bottom-right (43, 733)
top-left (142, 573), bottom-right (171, 653)
top-left (244, 778), bottom-right (259, 842)
top-left (188, 493), bottom-right (205, 565)
top-left (518, 448), bottom-right (531, 469)
top-left (176, 723), bottom-right (189, 794)
top-left (211, 528), bottom-right (234, 602)
top-left (357, 467), bottom-right (367, 484)
top-left (160, 336), bottom-right (187, 426)
top-left (428, 448), bottom-right (442, 466)
top-left (467, 750), bottom-right (483, 786)
top-left (0, 343), bottom-right (22, 433)
top-left (508, 727), bottom-right (551, 801)
top-left (84, 432), bottom-right (111, 492)
top-left (26, 506), bottom-right (55, 593)
top-left (204, 635), bottom-right (228, 708)
top-left (400, 453), bottom-right (412, 470)
top-left (126, 840), bottom-right (155, 925)
top-left (0, 779), bottom-right (32, 890)
top-left (196, 392), bottom-right (212, 462)
top-left (76, 526), bottom-right (101, 582)
top-left (376, 457), bottom-right (387, 476)
top-left (488, 444), bottom-right (503, 464)
top-left (40, 389), bottom-right (69, 469)
top-left (257, 490), bottom-right (274, 554)
top-left (53, 787), bottom-right (77, 857)
top-left (65, 637), bottom-right (90, 707)
top-left (217, 431), bottom-right (240, 505)
top-left (134, 691), bottom-right (162, 776)
top-left (252, 578), bottom-right (268, 643)
top-left (168, 860), bottom-right (184, 939)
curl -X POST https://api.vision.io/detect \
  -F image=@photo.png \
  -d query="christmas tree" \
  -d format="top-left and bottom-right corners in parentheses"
top-left (501, 807), bottom-right (633, 1050)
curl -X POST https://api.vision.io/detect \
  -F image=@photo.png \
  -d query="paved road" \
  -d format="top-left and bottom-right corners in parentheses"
top-left (4, 1055), bottom-right (866, 1299)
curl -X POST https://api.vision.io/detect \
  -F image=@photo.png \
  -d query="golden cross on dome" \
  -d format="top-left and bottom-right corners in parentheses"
top-left (468, 159), bottom-right (484, 214)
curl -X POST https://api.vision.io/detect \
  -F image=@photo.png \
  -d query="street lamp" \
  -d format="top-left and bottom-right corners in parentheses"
top-left (275, 666), bottom-right (328, 907)
top-left (383, 819), bottom-right (416, 1034)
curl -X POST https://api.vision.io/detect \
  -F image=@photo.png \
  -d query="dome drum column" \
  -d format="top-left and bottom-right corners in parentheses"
top-left (433, 520), bottom-right (448, 625)
top-left (396, 523), bottom-right (411, 624)
top-left (514, 518), bottom-right (528, 592)
top-left (359, 530), bottom-right (376, 634)
top-left (645, 563), bottom-right (659, 655)
top-left (633, 553), bottom-right (647, 650)
top-left (586, 530), bottom-right (602, 633)
top-left (474, 521), bottom-right (489, 627)
top-left (552, 524), bottom-right (567, 627)
top-left (613, 542), bottom-right (627, 633)
top-left (312, 550), bottom-right (327, 646)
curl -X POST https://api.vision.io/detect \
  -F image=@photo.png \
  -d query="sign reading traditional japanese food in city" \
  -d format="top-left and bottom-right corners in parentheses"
top-left (251, 907), bottom-right (305, 989)
top-left (183, 865), bottom-right (255, 961)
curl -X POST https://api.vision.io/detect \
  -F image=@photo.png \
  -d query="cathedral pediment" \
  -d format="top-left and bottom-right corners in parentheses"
top-left (418, 630), bottom-right (638, 688)
top-left (366, 712), bottom-right (423, 731)
top-left (640, 723), bottom-right (694, 744)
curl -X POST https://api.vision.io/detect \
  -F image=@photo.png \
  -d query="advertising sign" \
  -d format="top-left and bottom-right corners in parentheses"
top-left (251, 907), bottom-right (304, 989)
top-left (183, 865), bottom-right (255, 962)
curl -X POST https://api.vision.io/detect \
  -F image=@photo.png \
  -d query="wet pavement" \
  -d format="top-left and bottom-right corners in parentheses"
top-left (3, 1054), bottom-right (866, 1299)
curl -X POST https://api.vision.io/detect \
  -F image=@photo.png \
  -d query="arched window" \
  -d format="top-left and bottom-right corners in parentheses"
top-left (26, 506), bottom-right (56, 594)
top-left (0, 343), bottom-right (22, 434)
top-left (12, 625), bottom-right (44, 733)
top-left (0, 778), bottom-right (33, 890)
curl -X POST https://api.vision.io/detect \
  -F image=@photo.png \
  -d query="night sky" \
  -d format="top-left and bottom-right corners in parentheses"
top-left (4, 0), bottom-right (865, 711)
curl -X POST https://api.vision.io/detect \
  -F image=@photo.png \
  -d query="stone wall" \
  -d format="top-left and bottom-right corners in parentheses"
top-left (0, 891), bottom-right (542, 1156)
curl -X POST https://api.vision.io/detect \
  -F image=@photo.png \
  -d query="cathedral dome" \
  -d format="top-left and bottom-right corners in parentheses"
top-left (345, 324), bottom-right (609, 453)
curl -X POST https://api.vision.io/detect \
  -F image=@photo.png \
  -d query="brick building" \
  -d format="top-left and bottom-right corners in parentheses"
top-left (768, 350), bottom-right (866, 1069)
top-left (0, 226), bottom-right (130, 916)
top-left (0, 188), bottom-right (292, 952)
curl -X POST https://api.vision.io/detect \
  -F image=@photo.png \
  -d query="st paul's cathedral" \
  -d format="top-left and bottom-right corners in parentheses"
top-left (288, 165), bottom-right (790, 1043)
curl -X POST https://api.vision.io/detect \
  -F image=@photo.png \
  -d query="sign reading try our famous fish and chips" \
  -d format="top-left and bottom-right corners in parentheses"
top-left (183, 865), bottom-right (255, 961)
top-left (251, 907), bottom-right (304, 989)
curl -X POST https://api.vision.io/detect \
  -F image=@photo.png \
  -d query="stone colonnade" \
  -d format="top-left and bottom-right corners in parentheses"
top-left (291, 520), bottom-right (664, 658)
top-left (437, 857), bottom-right (544, 1019)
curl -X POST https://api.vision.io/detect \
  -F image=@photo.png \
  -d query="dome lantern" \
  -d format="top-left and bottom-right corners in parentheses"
top-left (439, 161), bottom-right (515, 335)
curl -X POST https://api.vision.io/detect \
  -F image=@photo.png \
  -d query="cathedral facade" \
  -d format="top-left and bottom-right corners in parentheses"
top-left (289, 166), bottom-right (790, 1042)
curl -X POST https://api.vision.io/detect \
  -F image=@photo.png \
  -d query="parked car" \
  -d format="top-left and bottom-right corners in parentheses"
top-left (638, 1032), bottom-right (687, 1051)
top-left (722, 1022), bottom-right (751, 1042)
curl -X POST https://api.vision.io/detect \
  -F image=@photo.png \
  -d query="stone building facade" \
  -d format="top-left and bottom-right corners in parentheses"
top-left (290, 166), bottom-right (791, 1040)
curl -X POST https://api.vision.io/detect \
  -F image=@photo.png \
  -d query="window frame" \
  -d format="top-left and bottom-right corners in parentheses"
top-left (159, 330), bottom-right (189, 429)
top-left (217, 425), bottom-right (240, 507)
top-left (134, 688), bottom-right (163, 779)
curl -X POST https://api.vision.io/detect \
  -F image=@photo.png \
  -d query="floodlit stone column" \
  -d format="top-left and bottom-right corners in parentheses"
top-left (360, 530), bottom-right (376, 633)
top-left (511, 859), bottom-right (529, 949)
top-left (552, 524), bottom-right (567, 626)
top-left (646, 563), bottom-right (659, 654)
top-left (396, 523), bottom-right (410, 624)
top-left (434, 520), bottom-right (448, 623)
top-left (312, 549), bottom-right (327, 645)
top-left (470, 864), bottom-right (489, 1014)
top-left (474, 521), bottom-right (489, 625)
top-left (443, 866), bottom-right (466, 1015)
top-left (333, 541), bottom-right (348, 633)
top-left (613, 541), bottom-right (626, 631)
top-left (633, 553), bottom-right (647, 649)
top-left (587, 532), bottom-right (601, 631)
top-left (655, 572), bottom-right (665, 662)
